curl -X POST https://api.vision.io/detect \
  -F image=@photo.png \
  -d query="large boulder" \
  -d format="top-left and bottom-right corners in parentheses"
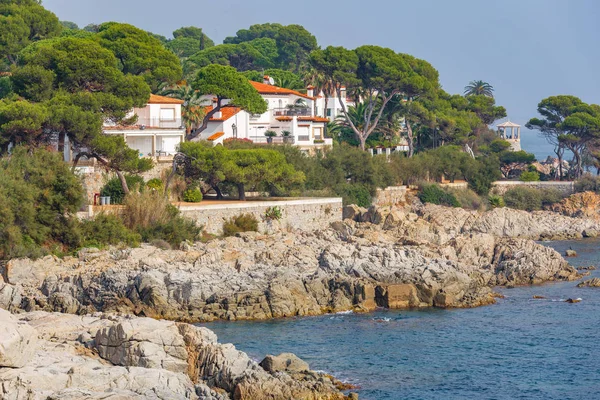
top-left (259, 353), bottom-right (309, 373)
top-left (0, 309), bottom-right (38, 368)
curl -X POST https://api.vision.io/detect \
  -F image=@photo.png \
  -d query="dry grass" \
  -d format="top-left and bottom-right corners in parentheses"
top-left (121, 190), bottom-right (173, 230)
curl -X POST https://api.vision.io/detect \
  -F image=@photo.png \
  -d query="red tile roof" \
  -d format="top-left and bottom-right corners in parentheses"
top-left (298, 116), bottom-right (329, 123)
top-left (148, 94), bottom-right (184, 105)
top-left (275, 116), bottom-right (293, 121)
top-left (249, 81), bottom-right (315, 100)
top-left (207, 131), bottom-right (225, 141)
top-left (204, 105), bottom-right (242, 121)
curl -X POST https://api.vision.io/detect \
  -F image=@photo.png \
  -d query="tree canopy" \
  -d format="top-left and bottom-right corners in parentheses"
top-left (188, 64), bottom-right (266, 140)
top-left (96, 22), bottom-right (182, 91)
top-left (0, 0), bottom-right (62, 67)
top-left (464, 80), bottom-right (494, 97)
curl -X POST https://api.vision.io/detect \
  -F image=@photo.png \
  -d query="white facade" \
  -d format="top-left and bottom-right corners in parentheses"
top-left (102, 94), bottom-right (186, 158)
top-left (197, 78), bottom-right (332, 151)
top-left (313, 87), bottom-right (355, 121)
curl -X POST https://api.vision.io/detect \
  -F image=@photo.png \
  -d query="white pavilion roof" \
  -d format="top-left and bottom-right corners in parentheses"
top-left (497, 120), bottom-right (521, 128)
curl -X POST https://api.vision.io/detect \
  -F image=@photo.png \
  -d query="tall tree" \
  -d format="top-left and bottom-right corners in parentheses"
top-left (464, 80), bottom-right (494, 97)
top-left (188, 64), bottom-right (267, 140)
top-left (173, 26), bottom-right (214, 49)
top-left (6, 36), bottom-right (152, 192)
top-left (0, 0), bottom-right (62, 67)
top-left (526, 95), bottom-right (583, 179)
top-left (96, 22), bottom-right (182, 91)
top-left (311, 46), bottom-right (439, 151)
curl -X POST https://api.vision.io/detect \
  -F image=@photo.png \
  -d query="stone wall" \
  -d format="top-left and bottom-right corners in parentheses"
top-left (373, 186), bottom-right (408, 206)
top-left (77, 167), bottom-right (108, 206)
top-left (492, 181), bottom-right (575, 195)
top-left (179, 198), bottom-right (343, 235)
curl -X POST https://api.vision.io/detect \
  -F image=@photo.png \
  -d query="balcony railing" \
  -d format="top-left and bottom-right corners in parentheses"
top-left (273, 107), bottom-right (312, 117)
top-left (249, 136), bottom-right (295, 144)
top-left (104, 118), bottom-right (184, 129)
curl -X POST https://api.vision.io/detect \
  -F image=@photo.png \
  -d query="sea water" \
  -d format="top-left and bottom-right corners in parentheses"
top-left (201, 240), bottom-right (600, 400)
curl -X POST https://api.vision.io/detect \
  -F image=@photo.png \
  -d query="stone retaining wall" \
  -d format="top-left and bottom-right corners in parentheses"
top-left (492, 181), bottom-right (575, 195)
top-left (373, 186), bottom-right (408, 206)
top-left (179, 198), bottom-right (343, 235)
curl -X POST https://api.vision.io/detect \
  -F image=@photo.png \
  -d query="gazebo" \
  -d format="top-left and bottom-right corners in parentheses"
top-left (497, 120), bottom-right (521, 151)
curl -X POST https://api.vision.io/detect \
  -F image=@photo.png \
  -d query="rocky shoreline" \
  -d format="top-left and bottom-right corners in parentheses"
top-left (0, 204), bottom-right (586, 322)
top-left (1, 203), bottom-right (596, 399)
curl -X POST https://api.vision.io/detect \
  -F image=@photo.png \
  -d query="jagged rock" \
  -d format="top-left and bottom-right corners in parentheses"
top-left (565, 298), bottom-right (581, 303)
top-left (577, 278), bottom-right (600, 287)
top-left (0, 309), bottom-right (38, 368)
top-left (342, 204), bottom-right (366, 221)
top-left (583, 229), bottom-right (599, 238)
top-left (259, 353), bottom-right (309, 373)
top-left (565, 249), bottom-right (577, 257)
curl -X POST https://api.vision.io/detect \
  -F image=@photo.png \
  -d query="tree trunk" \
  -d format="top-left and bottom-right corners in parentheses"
top-left (214, 185), bottom-right (223, 200)
top-left (187, 101), bottom-right (221, 141)
top-left (237, 183), bottom-right (246, 201)
top-left (57, 132), bottom-right (65, 154)
top-left (406, 122), bottom-right (415, 158)
top-left (323, 93), bottom-right (329, 118)
top-left (116, 170), bottom-right (130, 196)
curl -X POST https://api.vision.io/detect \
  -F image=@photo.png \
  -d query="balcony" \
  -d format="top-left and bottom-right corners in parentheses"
top-left (249, 136), bottom-right (295, 144)
top-left (104, 118), bottom-right (184, 129)
top-left (273, 107), bottom-right (312, 117)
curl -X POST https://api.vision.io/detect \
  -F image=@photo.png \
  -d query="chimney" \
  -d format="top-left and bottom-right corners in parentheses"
top-left (263, 75), bottom-right (273, 85)
top-left (306, 85), bottom-right (314, 97)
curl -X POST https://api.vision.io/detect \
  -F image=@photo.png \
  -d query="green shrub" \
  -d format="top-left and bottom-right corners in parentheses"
top-left (575, 175), bottom-right (600, 193)
top-left (503, 187), bottom-right (542, 211)
top-left (146, 178), bottom-right (163, 191)
top-left (80, 213), bottom-right (140, 248)
top-left (418, 184), bottom-right (460, 207)
top-left (520, 171), bottom-right (540, 182)
top-left (335, 183), bottom-right (372, 207)
top-left (488, 194), bottom-right (505, 208)
top-left (100, 175), bottom-right (144, 204)
top-left (264, 206), bottom-right (283, 220)
top-left (451, 188), bottom-right (485, 210)
top-left (540, 188), bottom-right (564, 207)
top-left (223, 214), bottom-right (259, 236)
top-left (121, 191), bottom-right (200, 246)
top-left (183, 188), bottom-right (203, 202)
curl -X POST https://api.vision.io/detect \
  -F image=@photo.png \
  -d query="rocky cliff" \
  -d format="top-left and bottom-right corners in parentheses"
top-left (0, 204), bottom-right (581, 322)
top-left (0, 309), bottom-right (350, 400)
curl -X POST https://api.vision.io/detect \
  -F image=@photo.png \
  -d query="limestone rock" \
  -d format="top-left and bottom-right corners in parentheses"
top-left (565, 249), bottom-right (577, 257)
top-left (0, 309), bottom-right (37, 368)
top-left (259, 353), bottom-right (309, 373)
top-left (577, 278), bottom-right (600, 287)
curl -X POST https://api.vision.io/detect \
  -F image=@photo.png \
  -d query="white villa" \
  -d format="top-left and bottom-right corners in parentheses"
top-left (313, 86), bottom-right (354, 121)
top-left (198, 77), bottom-right (333, 151)
top-left (103, 94), bottom-right (186, 158)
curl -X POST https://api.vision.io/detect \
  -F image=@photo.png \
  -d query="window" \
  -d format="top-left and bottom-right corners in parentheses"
top-left (326, 109), bottom-right (332, 117)
top-left (160, 108), bottom-right (175, 121)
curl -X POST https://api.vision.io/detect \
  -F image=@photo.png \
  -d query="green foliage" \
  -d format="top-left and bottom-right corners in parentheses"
top-left (540, 188), bottom-right (564, 207)
top-left (264, 206), bottom-right (283, 221)
top-left (0, 76), bottom-right (13, 98)
top-left (223, 213), bottom-right (259, 236)
top-left (96, 22), bottom-right (182, 91)
top-left (121, 190), bottom-right (200, 246)
top-left (242, 69), bottom-right (304, 89)
top-left (418, 184), bottom-right (460, 207)
top-left (167, 26), bottom-right (214, 58)
top-left (80, 213), bottom-right (140, 248)
top-left (488, 194), bottom-right (505, 208)
top-left (500, 150), bottom-right (536, 165)
top-left (60, 20), bottom-right (78, 30)
top-left (464, 80), bottom-right (494, 97)
top-left (183, 187), bottom-right (203, 202)
top-left (451, 188), bottom-right (485, 210)
top-left (336, 183), bottom-right (372, 207)
top-left (146, 178), bottom-right (163, 191)
top-left (264, 130), bottom-right (277, 137)
top-left (575, 175), bottom-right (600, 193)
top-left (0, 0), bottom-right (62, 66)
top-left (0, 147), bottom-right (84, 259)
top-left (100, 175), bottom-right (144, 204)
top-left (503, 187), bottom-right (542, 211)
top-left (520, 171), bottom-right (540, 182)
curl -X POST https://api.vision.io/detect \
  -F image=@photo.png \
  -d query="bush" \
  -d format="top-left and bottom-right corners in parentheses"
top-left (520, 171), bottom-right (540, 182)
top-left (146, 178), bottom-right (163, 191)
top-left (451, 188), bottom-right (485, 210)
top-left (575, 175), bottom-right (600, 193)
top-left (80, 213), bottom-right (140, 248)
top-left (264, 206), bottom-right (283, 220)
top-left (418, 184), bottom-right (460, 207)
top-left (503, 187), bottom-right (542, 211)
top-left (100, 175), bottom-right (144, 204)
top-left (335, 183), bottom-right (372, 207)
top-left (121, 191), bottom-right (200, 246)
top-left (183, 188), bottom-right (203, 202)
top-left (223, 214), bottom-right (259, 236)
top-left (488, 194), bottom-right (505, 208)
top-left (540, 188), bottom-right (564, 207)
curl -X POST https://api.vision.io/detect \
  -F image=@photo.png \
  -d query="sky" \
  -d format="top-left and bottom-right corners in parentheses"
top-left (43, 0), bottom-right (600, 160)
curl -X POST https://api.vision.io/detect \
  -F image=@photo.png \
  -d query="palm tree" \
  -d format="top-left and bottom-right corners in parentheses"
top-left (159, 84), bottom-right (208, 134)
top-left (464, 80), bottom-right (494, 97)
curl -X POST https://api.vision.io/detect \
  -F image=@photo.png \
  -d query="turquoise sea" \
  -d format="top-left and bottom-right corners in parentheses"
top-left (201, 239), bottom-right (600, 400)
